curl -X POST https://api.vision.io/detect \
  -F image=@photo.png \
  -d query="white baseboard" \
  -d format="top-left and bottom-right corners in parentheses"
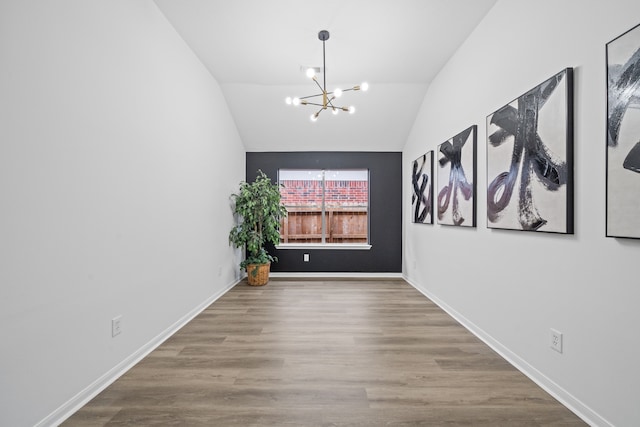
top-left (269, 272), bottom-right (403, 279)
top-left (403, 275), bottom-right (611, 427)
top-left (38, 278), bottom-right (240, 427)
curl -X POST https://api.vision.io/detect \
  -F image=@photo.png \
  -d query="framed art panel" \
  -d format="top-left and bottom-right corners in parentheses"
top-left (606, 23), bottom-right (640, 239)
top-left (436, 125), bottom-right (476, 227)
top-left (486, 68), bottom-right (574, 233)
top-left (411, 151), bottom-right (434, 224)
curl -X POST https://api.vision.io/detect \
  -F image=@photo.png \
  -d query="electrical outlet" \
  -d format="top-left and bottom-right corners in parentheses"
top-left (112, 316), bottom-right (122, 337)
top-left (303, 253), bottom-right (310, 262)
top-left (550, 328), bottom-right (562, 353)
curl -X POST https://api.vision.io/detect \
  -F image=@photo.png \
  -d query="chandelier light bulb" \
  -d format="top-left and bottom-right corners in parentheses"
top-left (332, 107), bottom-right (339, 115)
top-left (285, 97), bottom-right (292, 105)
top-left (348, 106), bottom-right (356, 114)
top-left (334, 88), bottom-right (343, 98)
top-left (292, 97), bottom-right (301, 106)
top-left (361, 82), bottom-right (369, 91)
top-left (310, 113), bottom-right (318, 122)
top-left (306, 68), bottom-right (316, 79)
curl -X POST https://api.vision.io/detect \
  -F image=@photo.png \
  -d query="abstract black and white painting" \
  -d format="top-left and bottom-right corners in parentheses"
top-left (436, 126), bottom-right (476, 227)
top-left (412, 151), bottom-right (433, 224)
top-left (487, 68), bottom-right (574, 233)
top-left (607, 23), bottom-right (640, 239)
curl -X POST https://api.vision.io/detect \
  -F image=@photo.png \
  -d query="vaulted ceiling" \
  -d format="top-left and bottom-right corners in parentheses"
top-left (153, 0), bottom-right (496, 152)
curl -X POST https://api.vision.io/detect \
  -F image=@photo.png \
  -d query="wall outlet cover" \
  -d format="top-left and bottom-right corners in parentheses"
top-left (550, 328), bottom-right (563, 353)
top-left (112, 316), bottom-right (122, 337)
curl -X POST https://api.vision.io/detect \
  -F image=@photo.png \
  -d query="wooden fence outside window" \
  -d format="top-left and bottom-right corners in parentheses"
top-left (280, 207), bottom-right (368, 243)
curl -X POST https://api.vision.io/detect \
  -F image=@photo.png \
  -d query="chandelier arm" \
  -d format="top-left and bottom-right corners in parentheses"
top-left (325, 90), bottom-right (347, 97)
top-left (312, 78), bottom-right (325, 94)
top-left (330, 105), bottom-right (348, 111)
top-left (306, 100), bottom-right (346, 110)
top-left (326, 98), bottom-right (348, 112)
top-left (299, 93), bottom-right (326, 100)
top-left (303, 102), bottom-right (327, 108)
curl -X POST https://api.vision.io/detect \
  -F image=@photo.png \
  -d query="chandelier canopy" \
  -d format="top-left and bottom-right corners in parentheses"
top-left (285, 30), bottom-right (368, 121)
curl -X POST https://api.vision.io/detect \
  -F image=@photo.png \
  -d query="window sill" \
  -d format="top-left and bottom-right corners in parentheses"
top-left (276, 243), bottom-right (372, 250)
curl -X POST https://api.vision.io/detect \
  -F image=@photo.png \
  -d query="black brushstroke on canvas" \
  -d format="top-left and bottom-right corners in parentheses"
top-left (437, 127), bottom-right (473, 225)
top-left (608, 47), bottom-right (640, 173)
top-left (488, 72), bottom-right (568, 231)
top-left (623, 140), bottom-right (640, 173)
top-left (412, 155), bottom-right (431, 222)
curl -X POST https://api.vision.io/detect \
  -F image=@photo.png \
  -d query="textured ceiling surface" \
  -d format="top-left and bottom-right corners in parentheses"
top-left (153, 0), bottom-right (496, 152)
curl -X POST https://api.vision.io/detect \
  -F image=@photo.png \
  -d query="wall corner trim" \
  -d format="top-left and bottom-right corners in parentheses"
top-left (403, 275), bottom-right (613, 427)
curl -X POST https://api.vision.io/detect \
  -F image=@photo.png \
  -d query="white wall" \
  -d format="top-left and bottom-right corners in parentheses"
top-left (0, 1), bottom-right (245, 426)
top-left (403, 1), bottom-right (640, 426)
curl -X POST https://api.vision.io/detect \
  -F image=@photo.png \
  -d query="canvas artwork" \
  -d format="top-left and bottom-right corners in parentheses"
top-left (436, 125), bottom-right (476, 227)
top-left (486, 68), bottom-right (574, 233)
top-left (607, 23), bottom-right (640, 239)
top-left (412, 151), bottom-right (434, 224)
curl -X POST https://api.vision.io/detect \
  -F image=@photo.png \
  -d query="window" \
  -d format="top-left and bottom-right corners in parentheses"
top-left (278, 169), bottom-right (369, 245)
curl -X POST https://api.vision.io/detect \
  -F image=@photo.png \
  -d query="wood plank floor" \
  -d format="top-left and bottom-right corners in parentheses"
top-left (63, 279), bottom-right (586, 426)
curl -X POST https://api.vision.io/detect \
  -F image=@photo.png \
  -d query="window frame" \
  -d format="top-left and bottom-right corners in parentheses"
top-left (276, 168), bottom-right (371, 249)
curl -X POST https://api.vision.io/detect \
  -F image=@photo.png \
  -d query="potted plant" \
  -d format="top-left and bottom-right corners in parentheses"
top-left (229, 170), bottom-right (287, 286)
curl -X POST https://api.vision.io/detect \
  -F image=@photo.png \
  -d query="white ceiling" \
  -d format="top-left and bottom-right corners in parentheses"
top-left (153, 0), bottom-right (496, 152)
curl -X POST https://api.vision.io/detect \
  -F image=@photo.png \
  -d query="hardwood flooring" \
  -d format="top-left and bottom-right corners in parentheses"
top-left (63, 279), bottom-right (586, 426)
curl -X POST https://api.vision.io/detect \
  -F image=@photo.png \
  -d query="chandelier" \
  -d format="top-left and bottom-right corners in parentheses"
top-left (285, 30), bottom-right (368, 121)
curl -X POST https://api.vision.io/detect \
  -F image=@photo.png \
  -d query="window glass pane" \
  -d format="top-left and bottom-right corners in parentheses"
top-left (323, 170), bottom-right (368, 243)
top-left (279, 170), bottom-right (323, 243)
top-left (279, 169), bottom-right (368, 244)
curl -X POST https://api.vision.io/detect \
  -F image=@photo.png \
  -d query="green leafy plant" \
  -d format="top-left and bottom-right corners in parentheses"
top-left (229, 170), bottom-right (287, 272)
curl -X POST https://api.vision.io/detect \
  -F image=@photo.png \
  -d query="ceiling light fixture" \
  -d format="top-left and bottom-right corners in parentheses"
top-left (285, 30), bottom-right (368, 122)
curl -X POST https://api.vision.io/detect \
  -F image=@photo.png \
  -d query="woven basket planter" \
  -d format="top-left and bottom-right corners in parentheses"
top-left (246, 263), bottom-right (270, 286)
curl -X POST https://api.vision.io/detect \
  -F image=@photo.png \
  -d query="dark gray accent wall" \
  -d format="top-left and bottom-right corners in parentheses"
top-left (246, 152), bottom-right (402, 273)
